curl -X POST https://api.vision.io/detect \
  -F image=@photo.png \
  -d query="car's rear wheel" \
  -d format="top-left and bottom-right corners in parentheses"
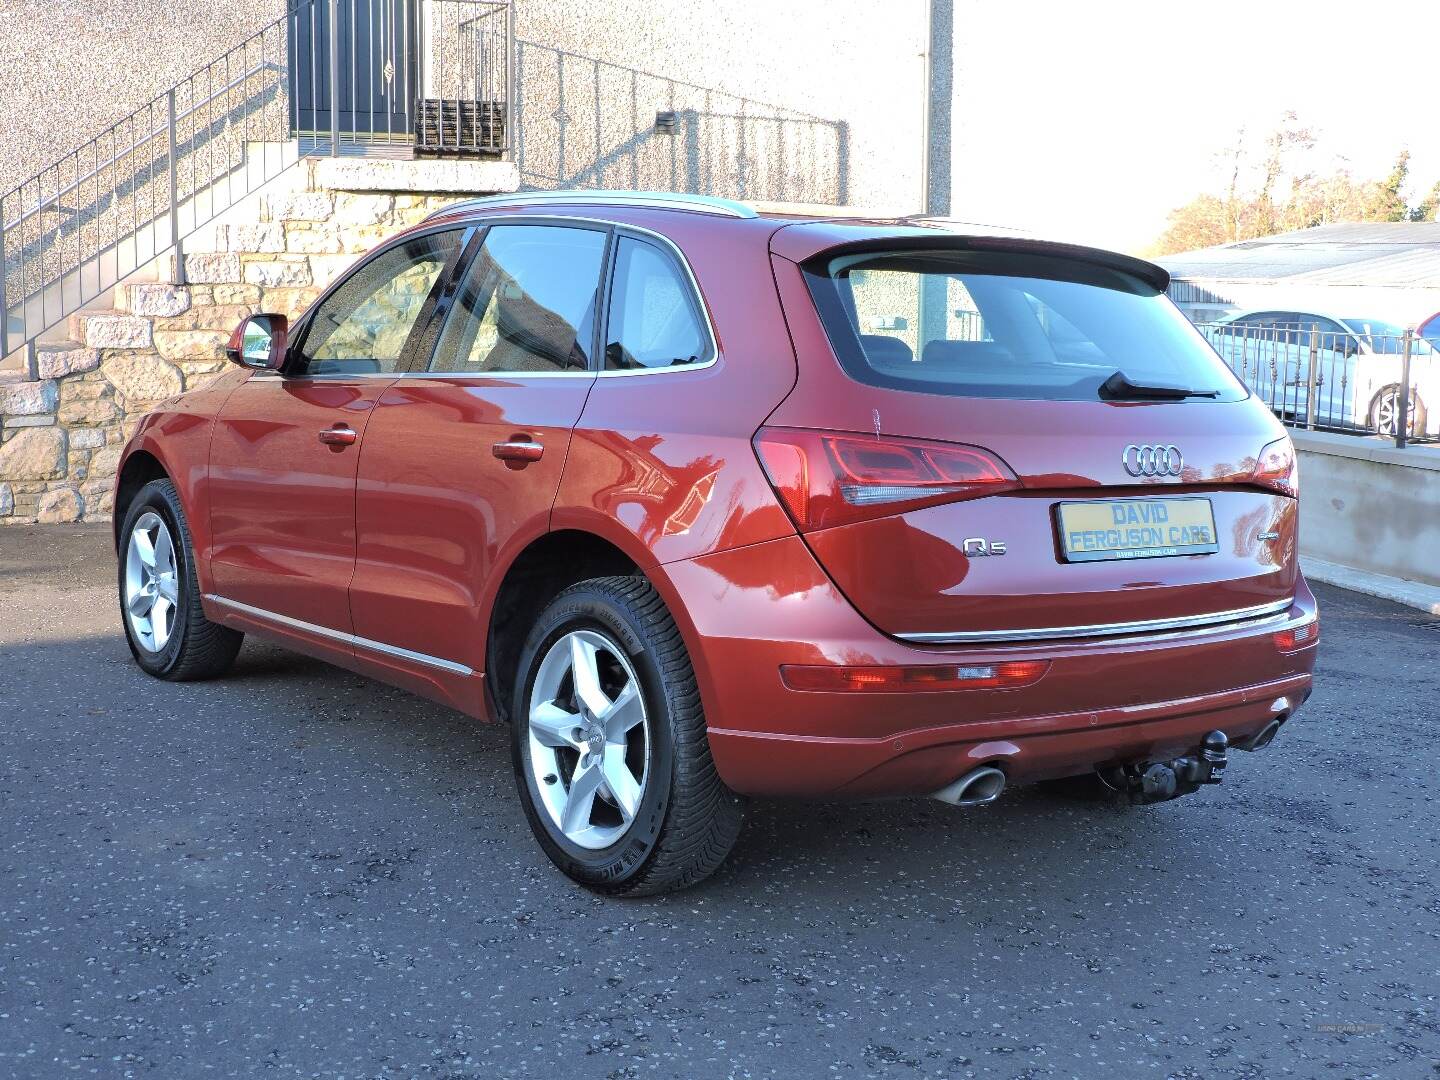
top-left (118, 478), bottom-right (243, 680)
top-left (1369, 384), bottom-right (1426, 436)
top-left (510, 575), bottom-right (744, 895)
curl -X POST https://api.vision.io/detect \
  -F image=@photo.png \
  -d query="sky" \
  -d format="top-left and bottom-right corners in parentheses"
top-left (949, 0), bottom-right (1440, 254)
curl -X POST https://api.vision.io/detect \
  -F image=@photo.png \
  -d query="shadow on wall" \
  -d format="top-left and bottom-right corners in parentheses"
top-left (514, 41), bottom-right (849, 205)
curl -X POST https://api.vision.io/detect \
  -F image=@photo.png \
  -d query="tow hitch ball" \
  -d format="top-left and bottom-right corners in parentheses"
top-left (1104, 730), bottom-right (1230, 805)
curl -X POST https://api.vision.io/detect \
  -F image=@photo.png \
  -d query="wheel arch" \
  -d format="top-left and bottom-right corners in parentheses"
top-left (112, 446), bottom-right (172, 550)
top-left (486, 529), bottom-right (645, 724)
top-left (483, 525), bottom-right (717, 727)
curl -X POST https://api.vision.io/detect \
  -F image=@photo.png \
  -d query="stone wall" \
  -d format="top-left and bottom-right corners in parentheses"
top-left (0, 158), bottom-right (517, 525)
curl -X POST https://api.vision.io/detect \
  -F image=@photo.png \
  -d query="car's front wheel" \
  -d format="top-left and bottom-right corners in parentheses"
top-left (511, 576), bottom-right (745, 895)
top-left (118, 478), bottom-right (243, 680)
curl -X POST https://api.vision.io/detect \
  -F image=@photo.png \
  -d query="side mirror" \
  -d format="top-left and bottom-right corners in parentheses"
top-left (225, 313), bottom-right (289, 371)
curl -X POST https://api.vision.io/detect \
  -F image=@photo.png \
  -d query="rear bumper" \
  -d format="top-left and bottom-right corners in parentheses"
top-left (652, 535), bottom-right (1318, 798)
top-left (708, 673), bottom-right (1311, 797)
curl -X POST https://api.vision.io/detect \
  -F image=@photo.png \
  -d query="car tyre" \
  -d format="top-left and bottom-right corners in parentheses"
top-left (1369, 384), bottom-right (1426, 437)
top-left (118, 478), bottom-right (243, 680)
top-left (511, 575), bottom-right (745, 896)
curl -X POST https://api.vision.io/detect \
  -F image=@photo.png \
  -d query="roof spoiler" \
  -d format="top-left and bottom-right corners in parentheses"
top-left (775, 228), bottom-right (1170, 292)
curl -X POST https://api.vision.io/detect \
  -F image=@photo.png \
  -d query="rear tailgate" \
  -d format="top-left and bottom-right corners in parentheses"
top-left (797, 394), bottom-right (1296, 639)
top-left (764, 229), bottom-right (1297, 643)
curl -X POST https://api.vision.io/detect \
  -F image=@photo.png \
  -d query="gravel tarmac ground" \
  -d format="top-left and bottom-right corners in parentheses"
top-left (0, 524), bottom-right (1436, 1079)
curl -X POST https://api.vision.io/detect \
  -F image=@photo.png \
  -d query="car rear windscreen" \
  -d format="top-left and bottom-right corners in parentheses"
top-left (804, 248), bottom-right (1247, 402)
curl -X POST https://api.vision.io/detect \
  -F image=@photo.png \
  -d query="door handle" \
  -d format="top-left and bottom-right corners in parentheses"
top-left (492, 438), bottom-right (544, 464)
top-left (318, 424), bottom-right (358, 447)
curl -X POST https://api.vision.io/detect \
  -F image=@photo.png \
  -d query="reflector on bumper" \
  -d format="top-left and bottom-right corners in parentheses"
top-left (780, 660), bottom-right (1049, 693)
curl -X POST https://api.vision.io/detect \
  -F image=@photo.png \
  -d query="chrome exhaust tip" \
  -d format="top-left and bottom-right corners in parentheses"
top-left (931, 765), bottom-right (1007, 807)
top-left (1242, 716), bottom-right (1286, 752)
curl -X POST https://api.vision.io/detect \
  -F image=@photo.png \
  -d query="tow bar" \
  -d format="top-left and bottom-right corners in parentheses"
top-left (1099, 730), bottom-right (1230, 805)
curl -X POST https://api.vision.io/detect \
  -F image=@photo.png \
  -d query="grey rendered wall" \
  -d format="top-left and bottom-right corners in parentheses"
top-left (2, 1), bottom-right (930, 211)
top-left (1294, 431), bottom-right (1440, 588)
top-left (0, 0), bottom-right (286, 195)
top-left (512, 0), bottom-right (928, 209)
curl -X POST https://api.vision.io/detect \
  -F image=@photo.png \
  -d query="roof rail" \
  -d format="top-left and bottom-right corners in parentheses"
top-left (425, 189), bottom-right (760, 222)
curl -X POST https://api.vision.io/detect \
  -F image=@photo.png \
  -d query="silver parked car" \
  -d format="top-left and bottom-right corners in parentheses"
top-left (1204, 310), bottom-right (1437, 436)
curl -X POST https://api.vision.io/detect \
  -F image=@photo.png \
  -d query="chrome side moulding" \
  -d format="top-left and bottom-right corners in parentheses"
top-left (204, 595), bottom-right (474, 676)
top-left (897, 598), bottom-right (1295, 646)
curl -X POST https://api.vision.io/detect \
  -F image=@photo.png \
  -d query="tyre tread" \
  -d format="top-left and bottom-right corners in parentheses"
top-left (124, 478), bottom-right (243, 681)
top-left (535, 574), bottom-right (744, 896)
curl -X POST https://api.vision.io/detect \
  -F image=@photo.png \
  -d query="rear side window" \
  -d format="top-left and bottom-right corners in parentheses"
top-left (805, 249), bottom-right (1247, 402)
top-left (428, 224), bottom-right (608, 374)
top-left (604, 236), bottom-right (712, 371)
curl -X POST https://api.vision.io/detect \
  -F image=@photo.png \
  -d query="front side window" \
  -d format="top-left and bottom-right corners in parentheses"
top-left (427, 224), bottom-right (608, 374)
top-left (807, 249), bottom-right (1248, 402)
top-left (298, 231), bottom-right (461, 375)
top-left (604, 237), bottom-right (711, 371)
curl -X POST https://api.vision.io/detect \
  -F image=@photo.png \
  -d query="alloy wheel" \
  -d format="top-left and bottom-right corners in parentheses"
top-left (1374, 387), bottom-right (1419, 436)
top-left (526, 629), bottom-right (650, 850)
top-left (123, 511), bottom-right (180, 653)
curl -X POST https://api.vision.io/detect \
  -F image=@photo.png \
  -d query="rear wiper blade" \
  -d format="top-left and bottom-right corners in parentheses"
top-left (1098, 370), bottom-right (1219, 401)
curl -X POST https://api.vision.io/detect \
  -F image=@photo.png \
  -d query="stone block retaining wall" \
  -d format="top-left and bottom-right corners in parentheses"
top-left (0, 158), bottom-right (516, 524)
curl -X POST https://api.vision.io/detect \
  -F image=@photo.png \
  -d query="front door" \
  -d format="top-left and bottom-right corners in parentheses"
top-left (207, 228), bottom-right (465, 634)
top-left (349, 221), bottom-right (610, 683)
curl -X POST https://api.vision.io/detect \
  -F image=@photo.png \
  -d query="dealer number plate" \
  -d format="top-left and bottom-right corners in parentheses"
top-left (1057, 498), bottom-right (1219, 563)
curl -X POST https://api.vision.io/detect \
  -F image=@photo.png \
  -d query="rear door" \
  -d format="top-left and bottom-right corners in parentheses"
top-left (207, 228), bottom-right (462, 634)
top-left (348, 221), bottom-right (609, 679)
top-left (764, 241), bottom-right (1298, 643)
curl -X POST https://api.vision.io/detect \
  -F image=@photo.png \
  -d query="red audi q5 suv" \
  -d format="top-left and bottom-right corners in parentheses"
top-left (114, 191), bottom-right (1318, 894)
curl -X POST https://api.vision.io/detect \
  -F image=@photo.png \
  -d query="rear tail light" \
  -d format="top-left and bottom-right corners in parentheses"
top-left (1253, 436), bottom-right (1298, 497)
top-left (781, 660), bottom-right (1049, 693)
top-left (1274, 618), bottom-right (1318, 652)
top-left (754, 427), bottom-right (1019, 530)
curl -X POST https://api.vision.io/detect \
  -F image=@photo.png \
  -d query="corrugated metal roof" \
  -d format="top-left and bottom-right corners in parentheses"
top-left (1161, 222), bottom-right (1440, 288)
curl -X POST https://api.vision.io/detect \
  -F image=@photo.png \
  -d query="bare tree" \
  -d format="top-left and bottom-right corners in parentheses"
top-left (1149, 118), bottom-right (1436, 255)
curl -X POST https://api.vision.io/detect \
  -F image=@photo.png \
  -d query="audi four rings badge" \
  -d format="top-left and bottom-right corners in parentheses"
top-left (1123, 444), bottom-right (1184, 477)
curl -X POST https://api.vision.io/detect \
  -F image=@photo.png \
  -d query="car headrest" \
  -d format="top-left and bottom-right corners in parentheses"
top-left (920, 340), bottom-right (1015, 367)
top-left (859, 334), bottom-right (914, 368)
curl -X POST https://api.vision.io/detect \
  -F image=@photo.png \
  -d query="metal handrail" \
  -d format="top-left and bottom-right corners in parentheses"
top-left (1, 2), bottom-right (517, 377)
top-left (0, 15), bottom-right (292, 374)
top-left (1, 61), bottom-right (273, 237)
top-left (1195, 320), bottom-right (1436, 446)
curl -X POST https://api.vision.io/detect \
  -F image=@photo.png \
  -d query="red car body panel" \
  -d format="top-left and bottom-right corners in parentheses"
top-left (115, 199), bottom-right (1318, 800)
top-left (208, 375), bottom-right (397, 632)
top-left (766, 255), bottom-right (1298, 638)
top-left (652, 534), bottom-right (1315, 796)
top-left (115, 367), bottom-right (250, 573)
top-left (350, 374), bottom-right (593, 671)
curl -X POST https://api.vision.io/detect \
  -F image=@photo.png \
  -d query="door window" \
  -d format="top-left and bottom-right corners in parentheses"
top-left (427, 224), bottom-right (608, 374)
top-left (297, 230), bottom-right (462, 376)
top-left (603, 237), bottom-right (712, 370)
top-left (1267, 314), bottom-right (1354, 356)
